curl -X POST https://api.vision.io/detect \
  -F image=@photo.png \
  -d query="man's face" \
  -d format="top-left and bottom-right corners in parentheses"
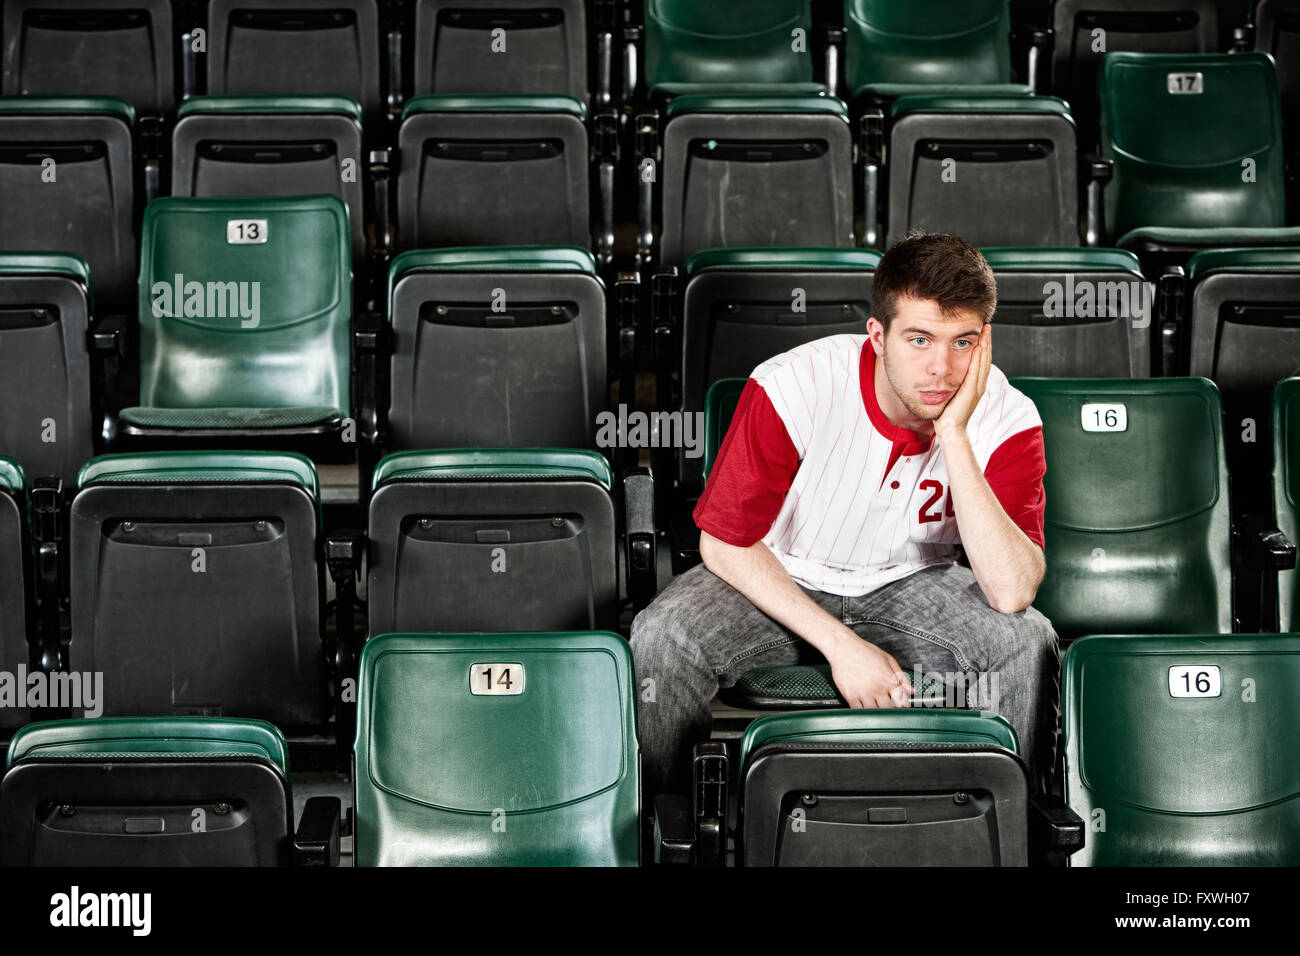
top-left (868, 295), bottom-right (985, 428)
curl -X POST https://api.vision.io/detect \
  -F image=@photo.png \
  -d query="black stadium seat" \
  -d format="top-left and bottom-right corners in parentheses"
top-left (1, 0), bottom-right (175, 112)
top-left (0, 456), bottom-right (30, 732)
top-left (0, 97), bottom-right (137, 312)
top-left (205, 0), bottom-right (383, 123)
top-left (0, 254), bottom-right (96, 487)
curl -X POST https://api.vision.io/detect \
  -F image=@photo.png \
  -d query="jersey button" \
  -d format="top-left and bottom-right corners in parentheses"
top-left (890, 480), bottom-right (900, 489)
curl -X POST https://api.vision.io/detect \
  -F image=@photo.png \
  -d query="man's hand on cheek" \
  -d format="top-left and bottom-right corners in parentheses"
top-left (936, 324), bottom-right (992, 440)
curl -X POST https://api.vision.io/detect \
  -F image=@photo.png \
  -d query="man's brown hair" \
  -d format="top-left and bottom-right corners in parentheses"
top-left (871, 230), bottom-right (997, 331)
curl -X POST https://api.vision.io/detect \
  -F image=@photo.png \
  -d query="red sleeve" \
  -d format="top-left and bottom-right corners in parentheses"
top-left (692, 379), bottom-right (800, 547)
top-left (983, 426), bottom-right (1047, 549)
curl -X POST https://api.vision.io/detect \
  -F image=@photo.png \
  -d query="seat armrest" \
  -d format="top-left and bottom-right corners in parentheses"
top-left (294, 796), bottom-right (342, 866)
top-left (1029, 792), bottom-right (1084, 866)
top-left (653, 793), bottom-right (695, 865)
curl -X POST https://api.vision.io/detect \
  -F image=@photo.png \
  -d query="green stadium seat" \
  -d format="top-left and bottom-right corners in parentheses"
top-left (395, 95), bottom-right (591, 250)
top-left (656, 95), bottom-right (855, 266)
top-left (731, 711), bottom-right (1031, 866)
top-left (1098, 52), bottom-right (1300, 261)
top-left (1273, 378), bottom-right (1300, 629)
top-left (983, 247), bottom-right (1151, 377)
top-left (1062, 633), bottom-right (1300, 865)
top-left (643, 0), bottom-right (824, 99)
top-left (170, 96), bottom-right (368, 263)
top-left (119, 195), bottom-right (356, 453)
top-left (1, 0), bottom-right (174, 112)
top-left (353, 631), bottom-right (639, 866)
top-left (68, 452), bottom-right (329, 732)
top-left (1, 717), bottom-right (340, 865)
top-left (1050, 0), bottom-right (1230, 150)
top-left (0, 254), bottom-right (96, 486)
top-left (413, 0), bottom-right (590, 101)
top-left (884, 94), bottom-right (1079, 247)
top-left (205, 0), bottom-right (382, 124)
top-left (367, 449), bottom-right (620, 634)
top-left (0, 98), bottom-right (136, 311)
top-left (0, 458), bottom-right (31, 731)
top-left (1013, 377), bottom-right (1232, 639)
top-left (844, 0), bottom-right (1031, 101)
top-left (386, 247), bottom-right (606, 450)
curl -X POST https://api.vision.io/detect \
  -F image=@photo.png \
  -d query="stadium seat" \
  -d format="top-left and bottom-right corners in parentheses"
top-left (642, 0), bottom-right (823, 100)
top-left (353, 631), bottom-right (639, 866)
top-left (0, 254), bottom-right (96, 487)
top-left (1049, 0), bottom-right (1228, 149)
top-left (1255, 1), bottom-right (1300, 153)
top-left (119, 195), bottom-right (358, 454)
top-left (0, 457), bottom-right (30, 732)
top-left (412, 0), bottom-right (589, 101)
top-left (0, 98), bottom-right (136, 312)
top-left (367, 449), bottom-right (620, 634)
top-left (395, 95), bottom-right (591, 250)
top-left (884, 94), bottom-right (1079, 247)
top-left (67, 452), bottom-right (329, 732)
top-left (386, 247), bottom-right (606, 450)
top-left (728, 711), bottom-right (1030, 866)
top-left (844, 0), bottom-right (1031, 101)
top-left (205, 0), bottom-right (383, 124)
top-left (1062, 633), bottom-right (1300, 865)
top-left (983, 247), bottom-right (1151, 377)
top-left (1098, 52), bottom-right (1300, 262)
top-left (655, 95), bottom-right (855, 267)
top-left (1, 717), bottom-right (340, 866)
top-left (1012, 377), bottom-right (1232, 639)
top-left (1273, 378), bottom-right (1300, 629)
top-left (1, 0), bottom-right (174, 112)
top-left (170, 96), bottom-right (367, 263)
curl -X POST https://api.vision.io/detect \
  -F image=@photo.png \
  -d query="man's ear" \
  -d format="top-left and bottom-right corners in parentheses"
top-left (866, 316), bottom-right (886, 354)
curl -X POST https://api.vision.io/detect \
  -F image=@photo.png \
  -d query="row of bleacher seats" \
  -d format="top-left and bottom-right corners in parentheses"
top-left (2, 630), bottom-right (1296, 865)
top-left (3, 375), bottom-right (1300, 731)
top-left (2, 46), bottom-right (1296, 294)
top-left (2, 2), bottom-right (1294, 124)
top-left (6, 232), bottom-right (1300, 511)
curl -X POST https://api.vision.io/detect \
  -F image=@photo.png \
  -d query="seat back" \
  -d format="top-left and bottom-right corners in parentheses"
top-left (1063, 634), bottom-right (1300, 865)
top-left (0, 254), bottom-right (94, 486)
top-left (1, 0), bottom-right (174, 112)
top-left (2, 717), bottom-right (294, 866)
top-left (702, 377), bottom-right (746, 484)
top-left (387, 247), bottom-right (606, 450)
top-left (680, 249), bottom-right (878, 488)
top-left (1255, 0), bottom-right (1300, 145)
top-left (367, 449), bottom-right (619, 633)
top-left (660, 96), bottom-right (854, 266)
top-left (738, 710), bottom-right (1028, 866)
top-left (206, 0), bottom-right (382, 122)
top-left (413, 0), bottom-right (589, 100)
top-left (1013, 377), bottom-right (1232, 638)
top-left (984, 248), bottom-right (1151, 377)
top-left (0, 458), bottom-right (30, 731)
top-left (0, 98), bottom-right (136, 310)
top-left (396, 95), bottom-right (590, 249)
top-left (886, 95), bottom-right (1079, 247)
top-left (845, 0), bottom-right (1016, 97)
top-left (133, 195), bottom-right (351, 424)
top-left (354, 631), bottom-right (639, 866)
top-left (644, 0), bottom-right (816, 95)
top-left (1051, 0), bottom-right (1225, 148)
top-left (1099, 52), bottom-right (1286, 238)
top-left (170, 96), bottom-right (367, 262)
top-left (68, 452), bottom-right (326, 731)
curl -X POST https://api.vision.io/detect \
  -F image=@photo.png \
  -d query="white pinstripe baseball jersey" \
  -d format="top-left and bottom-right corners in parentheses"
top-left (694, 334), bottom-right (1045, 596)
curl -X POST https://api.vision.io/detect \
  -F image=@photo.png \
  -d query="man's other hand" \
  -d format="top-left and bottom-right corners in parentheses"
top-left (826, 631), bottom-right (915, 709)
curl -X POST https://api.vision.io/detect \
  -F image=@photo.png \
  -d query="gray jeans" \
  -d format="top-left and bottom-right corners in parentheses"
top-left (630, 561), bottom-right (1060, 797)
